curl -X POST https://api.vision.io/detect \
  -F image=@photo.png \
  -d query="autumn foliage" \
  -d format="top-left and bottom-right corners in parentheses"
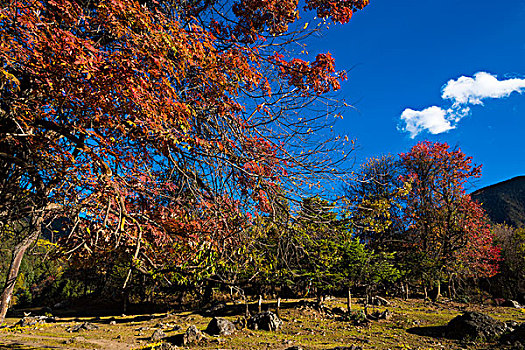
top-left (399, 141), bottom-right (500, 282)
top-left (0, 0), bottom-right (508, 316)
top-left (0, 0), bottom-right (368, 318)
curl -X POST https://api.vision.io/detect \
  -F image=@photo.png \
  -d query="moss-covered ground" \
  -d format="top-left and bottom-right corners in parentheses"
top-left (0, 298), bottom-right (523, 349)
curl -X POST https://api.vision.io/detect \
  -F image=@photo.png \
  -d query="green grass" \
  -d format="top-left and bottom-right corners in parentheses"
top-left (0, 298), bottom-right (523, 349)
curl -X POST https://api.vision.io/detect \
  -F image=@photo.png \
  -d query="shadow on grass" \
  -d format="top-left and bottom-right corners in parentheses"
top-left (194, 299), bottom-right (309, 318)
top-left (406, 325), bottom-right (447, 338)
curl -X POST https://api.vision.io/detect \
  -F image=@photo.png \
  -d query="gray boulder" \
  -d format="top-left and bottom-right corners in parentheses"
top-left (67, 322), bottom-right (99, 332)
top-left (446, 311), bottom-right (507, 340)
top-left (206, 317), bottom-right (236, 336)
top-left (183, 325), bottom-right (204, 345)
top-left (15, 315), bottom-right (56, 327)
top-left (150, 329), bottom-right (166, 342)
top-left (248, 311), bottom-right (283, 331)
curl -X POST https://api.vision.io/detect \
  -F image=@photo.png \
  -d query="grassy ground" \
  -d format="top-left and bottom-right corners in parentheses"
top-left (0, 297), bottom-right (523, 349)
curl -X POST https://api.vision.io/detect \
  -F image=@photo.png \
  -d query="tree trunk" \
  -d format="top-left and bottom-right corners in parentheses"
top-left (244, 295), bottom-right (250, 318)
top-left (258, 294), bottom-right (262, 313)
top-left (423, 285), bottom-right (428, 300)
top-left (0, 216), bottom-right (43, 324)
top-left (346, 287), bottom-right (352, 312)
top-left (276, 297), bottom-right (281, 318)
top-left (435, 281), bottom-right (441, 301)
top-left (316, 293), bottom-right (325, 310)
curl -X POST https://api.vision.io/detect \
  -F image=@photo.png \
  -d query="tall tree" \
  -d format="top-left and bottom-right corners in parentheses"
top-left (345, 155), bottom-right (409, 250)
top-left (399, 141), bottom-right (499, 299)
top-left (0, 0), bottom-right (368, 321)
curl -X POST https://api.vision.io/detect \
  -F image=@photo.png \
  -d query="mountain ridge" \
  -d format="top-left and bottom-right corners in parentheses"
top-left (471, 175), bottom-right (525, 227)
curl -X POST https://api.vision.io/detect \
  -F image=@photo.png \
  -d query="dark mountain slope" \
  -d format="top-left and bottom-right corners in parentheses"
top-left (471, 176), bottom-right (525, 227)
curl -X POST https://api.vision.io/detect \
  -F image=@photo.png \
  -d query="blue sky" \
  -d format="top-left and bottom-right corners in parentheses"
top-left (311, 0), bottom-right (525, 190)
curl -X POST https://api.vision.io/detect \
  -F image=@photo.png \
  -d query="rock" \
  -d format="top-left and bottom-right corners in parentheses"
top-left (247, 311), bottom-right (283, 331)
top-left (445, 311), bottom-right (507, 340)
top-left (150, 329), bottom-right (166, 342)
top-left (285, 346), bottom-right (304, 350)
top-left (183, 325), bottom-right (204, 345)
top-left (206, 317), bottom-right (236, 336)
top-left (370, 296), bottom-right (390, 306)
top-left (14, 315), bottom-right (56, 327)
top-left (67, 322), bottom-right (100, 332)
top-left (369, 309), bottom-right (391, 320)
top-left (501, 323), bottom-right (525, 348)
top-left (502, 300), bottom-right (522, 308)
top-left (156, 343), bottom-right (179, 350)
top-left (109, 320), bottom-right (117, 325)
top-left (155, 322), bottom-right (180, 331)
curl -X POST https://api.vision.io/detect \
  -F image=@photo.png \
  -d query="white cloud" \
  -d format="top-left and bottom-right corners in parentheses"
top-left (442, 72), bottom-right (525, 106)
top-left (400, 106), bottom-right (455, 139)
top-left (400, 72), bottom-right (525, 137)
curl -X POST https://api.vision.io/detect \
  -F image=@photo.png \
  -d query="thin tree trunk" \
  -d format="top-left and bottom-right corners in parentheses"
top-left (405, 282), bottom-right (409, 300)
top-left (435, 281), bottom-right (441, 301)
top-left (276, 297), bottom-right (281, 318)
top-left (346, 287), bottom-right (352, 312)
top-left (258, 294), bottom-right (262, 313)
top-left (0, 216), bottom-right (43, 324)
top-left (244, 295), bottom-right (250, 318)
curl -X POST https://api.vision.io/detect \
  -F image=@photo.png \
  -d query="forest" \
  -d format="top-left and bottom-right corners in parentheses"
top-left (0, 0), bottom-right (524, 349)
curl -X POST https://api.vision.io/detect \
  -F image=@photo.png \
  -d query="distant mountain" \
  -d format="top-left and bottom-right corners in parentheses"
top-left (471, 176), bottom-right (525, 227)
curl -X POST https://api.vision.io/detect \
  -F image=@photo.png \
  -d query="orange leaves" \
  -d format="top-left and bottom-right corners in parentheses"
top-left (272, 52), bottom-right (346, 95)
top-left (232, 0), bottom-right (299, 40)
top-left (305, 0), bottom-right (370, 24)
top-left (0, 0), bottom-right (366, 277)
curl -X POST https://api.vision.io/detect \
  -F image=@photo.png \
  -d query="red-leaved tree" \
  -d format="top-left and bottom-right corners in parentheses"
top-left (0, 0), bottom-right (368, 320)
top-left (399, 141), bottom-right (500, 299)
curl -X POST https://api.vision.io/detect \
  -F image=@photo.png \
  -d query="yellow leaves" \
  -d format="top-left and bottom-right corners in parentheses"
top-left (0, 69), bottom-right (20, 90)
top-left (37, 239), bottom-right (57, 247)
top-left (397, 180), bottom-right (413, 197)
